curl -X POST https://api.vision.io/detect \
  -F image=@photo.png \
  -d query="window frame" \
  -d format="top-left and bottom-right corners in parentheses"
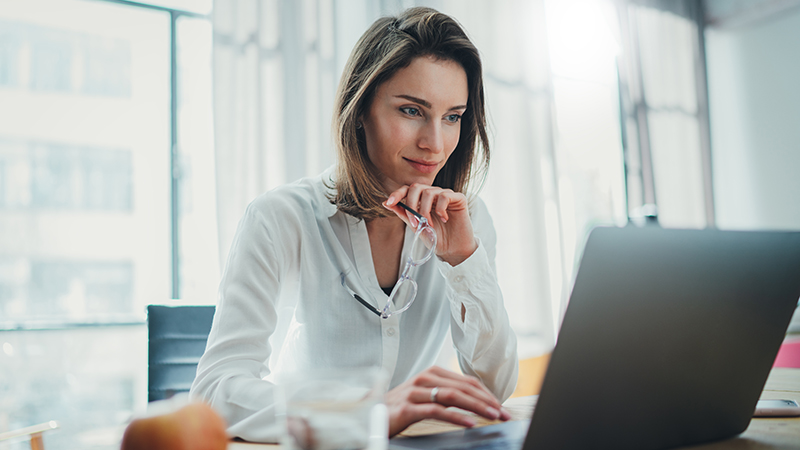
top-left (98, 0), bottom-right (210, 301)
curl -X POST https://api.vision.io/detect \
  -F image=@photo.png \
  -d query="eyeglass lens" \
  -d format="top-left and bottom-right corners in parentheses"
top-left (377, 202), bottom-right (438, 318)
top-left (384, 278), bottom-right (417, 317)
top-left (410, 225), bottom-right (436, 263)
top-left (383, 227), bottom-right (435, 317)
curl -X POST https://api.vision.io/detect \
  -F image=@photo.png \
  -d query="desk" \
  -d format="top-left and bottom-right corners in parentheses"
top-left (229, 368), bottom-right (800, 449)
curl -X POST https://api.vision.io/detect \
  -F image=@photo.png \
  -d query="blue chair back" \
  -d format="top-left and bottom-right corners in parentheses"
top-left (147, 305), bottom-right (215, 402)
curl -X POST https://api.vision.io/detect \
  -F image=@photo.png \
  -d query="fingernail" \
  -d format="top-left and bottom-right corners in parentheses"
top-left (385, 196), bottom-right (395, 206)
top-left (500, 407), bottom-right (511, 420)
top-left (382, 201), bottom-right (391, 209)
top-left (408, 213), bottom-right (418, 228)
top-left (464, 418), bottom-right (477, 427)
top-left (486, 406), bottom-right (500, 419)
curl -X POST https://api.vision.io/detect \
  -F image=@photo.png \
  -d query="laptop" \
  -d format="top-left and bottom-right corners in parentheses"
top-left (391, 226), bottom-right (800, 450)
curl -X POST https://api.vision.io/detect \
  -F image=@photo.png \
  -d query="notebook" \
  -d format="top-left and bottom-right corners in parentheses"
top-left (391, 226), bottom-right (800, 450)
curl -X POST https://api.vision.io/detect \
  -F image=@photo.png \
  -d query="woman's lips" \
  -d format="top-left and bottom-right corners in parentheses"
top-left (404, 158), bottom-right (439, 174)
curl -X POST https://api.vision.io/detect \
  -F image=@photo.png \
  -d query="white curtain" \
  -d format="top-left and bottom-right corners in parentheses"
top-left (617, 0), bottom-right (712, 228)
top-left (211, 0), bottom-right (633, 359)
top-left (212, 0), bottom-right (341, 266)
top-left (432, 0), bottom-right (560, 357)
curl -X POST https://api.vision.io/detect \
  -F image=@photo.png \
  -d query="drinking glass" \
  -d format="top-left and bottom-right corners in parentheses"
top-left (280, 367), bottom-right (389, 450)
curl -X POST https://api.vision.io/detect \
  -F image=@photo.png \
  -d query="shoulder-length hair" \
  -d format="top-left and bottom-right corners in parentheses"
top-left (330, 6), bottom-right (490, 220)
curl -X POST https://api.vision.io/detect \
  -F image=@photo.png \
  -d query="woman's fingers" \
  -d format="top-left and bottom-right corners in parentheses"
top-left (384, 184), bottom-right (476, 265)
top-left (389, 401), bottom-right (477, 436)
top-left (383, 188), bottom-right (414, 227)
top-left (435, 193), bottom-right (451, 223)
top-left (385, 186), bottom-right (409, 208)
top-left (418, 189), bottom-right (456, 224)
top-left (386, 184), bottom-right (465, 224)
top-left (412, 386), bottom-right (502, 421)
top-left (388, 386), bottom-right (482, 437)
top-left (418, 405), bottom-right (478, 428)
top-left (408, 401), bottom-right (480, 426)
top-left (409, 368), bottom-right (507, 420)
top-left (386, 367), bottom-right (511, 436)
top-left (421, 366), bottom-right (502, 409)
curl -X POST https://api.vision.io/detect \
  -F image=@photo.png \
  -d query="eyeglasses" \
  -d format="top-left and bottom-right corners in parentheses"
top-left (341, 202), bottom-right (437, 319)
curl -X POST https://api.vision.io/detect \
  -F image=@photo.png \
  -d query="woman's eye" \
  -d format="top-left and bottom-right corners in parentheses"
top-left (445, 114), bottom-right (462, 123)
top-left (400, 107), bottom-right (421, 117)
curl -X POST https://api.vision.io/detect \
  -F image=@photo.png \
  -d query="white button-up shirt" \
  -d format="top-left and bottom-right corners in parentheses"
top-left (190, 170), bottom-right (518, 442)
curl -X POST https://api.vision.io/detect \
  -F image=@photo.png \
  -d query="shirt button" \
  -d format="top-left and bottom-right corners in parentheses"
top-left (454, 275), bottom-right (464, 283)
top-left (386, 327), bottom-right (396, 337)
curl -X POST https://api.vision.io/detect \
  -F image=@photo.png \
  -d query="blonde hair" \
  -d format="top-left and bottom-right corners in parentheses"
top-left (330, 6), bottom-right (490, 220)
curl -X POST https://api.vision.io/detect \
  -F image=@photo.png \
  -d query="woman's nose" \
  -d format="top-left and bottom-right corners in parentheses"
top-left (418, 119), bottom-right (444, 154)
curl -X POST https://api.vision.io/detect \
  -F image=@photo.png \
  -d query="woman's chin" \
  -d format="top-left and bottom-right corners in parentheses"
top-left (384, 175), bottom-right (436, 192)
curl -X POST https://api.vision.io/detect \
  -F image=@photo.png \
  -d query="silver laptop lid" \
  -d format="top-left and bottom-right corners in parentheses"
top-left (526, 226), bottom-right (800, 450)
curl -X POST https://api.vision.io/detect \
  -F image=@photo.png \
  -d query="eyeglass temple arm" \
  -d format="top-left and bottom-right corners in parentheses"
top-left (396, 201), bottom-right (424, 220)
top-left (353, 293), bottom-right (382, 317)
top-left (341, 273), bottom-right (382, 317)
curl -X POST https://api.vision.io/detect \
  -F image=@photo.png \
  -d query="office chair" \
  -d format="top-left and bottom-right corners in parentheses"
top-left (0, 421), bottom-right (58, 450)
top-left (147, 305), bottom-right (216, 402)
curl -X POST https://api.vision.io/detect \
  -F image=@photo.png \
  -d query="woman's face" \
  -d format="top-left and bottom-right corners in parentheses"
top-left (361, 55), bottom-right (468, 192)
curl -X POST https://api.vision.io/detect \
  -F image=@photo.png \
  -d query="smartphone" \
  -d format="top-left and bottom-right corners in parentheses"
top-left (753, 399), bottom-right (800, 417)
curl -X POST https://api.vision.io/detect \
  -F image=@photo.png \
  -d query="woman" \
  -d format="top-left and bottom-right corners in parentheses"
top-left (190, 6), bottom-right (518, 441)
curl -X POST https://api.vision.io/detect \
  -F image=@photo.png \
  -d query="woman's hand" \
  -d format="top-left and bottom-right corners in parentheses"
top-left (385, 366), bottom-right (511, 437)
top-left (383, 184), bottom-right (477, 266)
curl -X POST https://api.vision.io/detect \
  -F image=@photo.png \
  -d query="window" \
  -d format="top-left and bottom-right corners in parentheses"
top-left (0, 1), bottom-right (213, 448)
top-left (0, 0), bottom-right (171, 326)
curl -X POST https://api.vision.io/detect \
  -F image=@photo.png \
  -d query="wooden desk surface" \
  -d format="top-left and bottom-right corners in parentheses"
top-left (229, 368), bottom-right (800, 449)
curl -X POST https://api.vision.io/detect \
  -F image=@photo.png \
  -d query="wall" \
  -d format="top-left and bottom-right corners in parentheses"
top-left (705, 7), bottom-right (800, 230)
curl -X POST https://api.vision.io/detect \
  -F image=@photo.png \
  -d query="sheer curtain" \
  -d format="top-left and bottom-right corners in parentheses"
top-left (616, 0), bottom-right (713, 229)
top-left (435, 0), bottom-right (629, 353)
top-left (211, 0), bottom-right (631, 360)
top-left (213, 0), bottom-right (335, 266)
top-left (432, 0), bottom-right (560, 357)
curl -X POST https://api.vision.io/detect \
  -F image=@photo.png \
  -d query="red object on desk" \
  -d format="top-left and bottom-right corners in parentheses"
top-left (774, 338), bottom-right (800, 368)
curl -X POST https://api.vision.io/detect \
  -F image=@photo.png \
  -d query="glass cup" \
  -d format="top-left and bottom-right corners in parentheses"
top-left (280, 367), bottom-right (390, 450)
